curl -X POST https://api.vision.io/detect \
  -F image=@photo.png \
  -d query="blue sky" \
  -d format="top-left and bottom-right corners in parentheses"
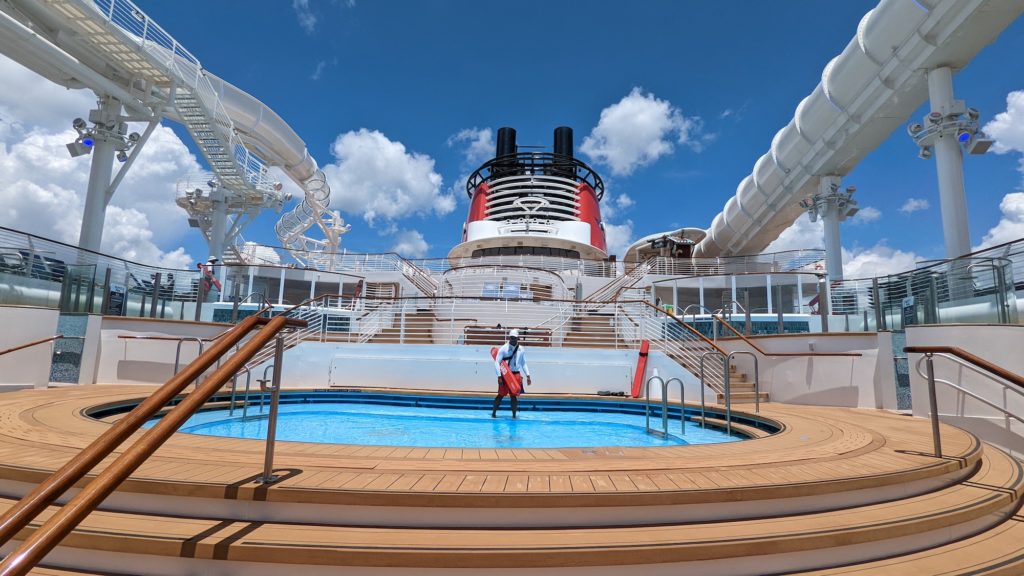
top-left (2, 1), bottom-right (1024, 275)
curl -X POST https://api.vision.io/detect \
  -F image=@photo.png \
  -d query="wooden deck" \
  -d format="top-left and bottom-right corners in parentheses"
top-left (0, 386), bottom-right (1019, 574)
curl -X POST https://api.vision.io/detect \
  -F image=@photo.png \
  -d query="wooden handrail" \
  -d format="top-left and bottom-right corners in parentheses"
top-left (904, 346), bottom-right (1024, 388)
top-left (0, 308), bottom-right (272, 550)
top-left (0, 314), bottom-right (307, 575)
top-left (712, 315), bottom-right (862, 357)
top-left (0, 336), bottom-right (62, 358)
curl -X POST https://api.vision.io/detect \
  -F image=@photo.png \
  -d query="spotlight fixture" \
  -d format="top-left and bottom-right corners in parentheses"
top-left (918, 147), bottom-right (933, 160)
top-left (66, 140), bottom-right (92, 158)
top-left (128, 132), bottom-right (140, 143)
top-left (72, 118), bottom-right (87, 131)
top-left (116, 150), bottom-right (128, 163)
top-left (967, 134), bottom-right (995, 155)
top-left (907, 123), bottom-right (923, 136)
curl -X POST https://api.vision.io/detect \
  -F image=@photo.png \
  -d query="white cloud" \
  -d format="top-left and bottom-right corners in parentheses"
top-left (762, 215), bottom-right (923, 278)
top-left (604, 220), bottom-right (635, 258)
top-left (391, 229), bottom-right (429, 258)
top-left (580, 87), bottom-right (703, 176)
top-left (899, 198), bottom-right (930, 214)
top-left (984, 90), bottom-right (1024, 157)
top-left (310, 60), bottom-right (327, 81)
top-left (762, 215), bottom-right (824, 253)
top-left (293, 0), bottom-right (317, 34)
top-left (599, 192), bottom-right (635, 221)
top-left (975, 192), bottom-right (1024, 249)
top-left (841, 244), bottom-right (922, 279)
top-left (322, 128), bottom-right (454, 226)
top-left (447, 127), bottom-right (493, 166)
top-left (0, 54), bottom-right (199, 267)
top-left (850, 206), bottom-right (881, 225)
top-left (238, 241), bottom-right (282, 265)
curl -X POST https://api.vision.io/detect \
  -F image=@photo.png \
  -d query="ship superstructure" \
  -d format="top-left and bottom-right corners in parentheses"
top-left (450, 127), bottom-right (608, 261)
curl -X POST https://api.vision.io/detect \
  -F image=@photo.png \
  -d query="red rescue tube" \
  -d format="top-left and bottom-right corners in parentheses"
top-left (491, 347), bottom-right (522, 396)
top-left (631, 340), bottom-right (650, 398)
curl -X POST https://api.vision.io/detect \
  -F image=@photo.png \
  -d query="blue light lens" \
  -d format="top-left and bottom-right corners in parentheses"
top-left (958, 132), bottom-right (971, 143)
top-left (82, 137), bottom-right (94, 147)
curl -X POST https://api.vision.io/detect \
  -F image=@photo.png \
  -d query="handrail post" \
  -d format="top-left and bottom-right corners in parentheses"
top-left (665, 377), bottom-right (685, 436)
top-left (644, 373), bottom-right (664, 434)
top-left (724, 356), bottom-right (732, 435)
top-left (660, 378), bottom-right (669, 434)
top-left (173, 337), bottom-right (205, 389)
top-left (925, 353), bottom-right (943, 458)
top-left (258, 335), bottom-right (285, 484)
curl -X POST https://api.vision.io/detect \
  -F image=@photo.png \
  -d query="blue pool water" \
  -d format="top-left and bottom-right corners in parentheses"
top-left (153, 396), bottom-right (746, 449)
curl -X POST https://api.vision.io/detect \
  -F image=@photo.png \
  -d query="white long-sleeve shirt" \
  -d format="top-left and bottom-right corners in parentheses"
top-left (494, 342), bottom-right (530, 377)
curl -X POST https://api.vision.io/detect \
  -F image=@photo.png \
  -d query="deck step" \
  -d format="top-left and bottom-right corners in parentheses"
top-left (4, 443), bottom-right (1020, 573)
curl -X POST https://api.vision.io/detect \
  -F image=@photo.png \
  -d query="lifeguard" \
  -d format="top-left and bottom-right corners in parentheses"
top-left (490, 329), bottom-right (532, 418)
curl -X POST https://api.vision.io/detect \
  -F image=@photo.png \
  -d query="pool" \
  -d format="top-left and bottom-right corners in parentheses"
top-left (139, 392), bottom-right (768, 449)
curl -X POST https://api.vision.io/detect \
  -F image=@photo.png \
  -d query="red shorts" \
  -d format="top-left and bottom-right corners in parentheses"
top-left (497, 373), bottom-right (522, 398)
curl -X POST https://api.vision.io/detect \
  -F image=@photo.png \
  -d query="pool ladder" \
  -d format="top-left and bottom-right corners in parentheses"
top-left (644, 371), bottom-right (706, 438)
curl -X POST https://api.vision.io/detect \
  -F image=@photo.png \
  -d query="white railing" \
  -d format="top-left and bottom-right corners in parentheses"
top-left (88, 0), bottom-right (276, 194)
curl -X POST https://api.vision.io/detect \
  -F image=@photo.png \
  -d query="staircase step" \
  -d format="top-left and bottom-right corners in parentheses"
top-left (717, 391), bottom-right (770, 403)
top-left (4, 444), bottom-right (1018, 573)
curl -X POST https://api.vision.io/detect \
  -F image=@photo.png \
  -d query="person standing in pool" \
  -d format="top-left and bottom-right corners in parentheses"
top-left (492, 329), bottom-right (532, 418)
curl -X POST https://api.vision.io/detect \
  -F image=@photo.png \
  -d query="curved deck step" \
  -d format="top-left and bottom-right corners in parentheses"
top-left (795, 509), bottom-right (1024, 575)
top-left (5, 443), bottom-right (1021, 572)
top-left (0, 388), bottom-right (983, 525)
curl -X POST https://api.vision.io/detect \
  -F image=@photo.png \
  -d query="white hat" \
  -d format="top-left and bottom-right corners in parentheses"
top-left (509, 329), bottom-right (520, 338)
top-left (207, 256), bottom-right (219, 263)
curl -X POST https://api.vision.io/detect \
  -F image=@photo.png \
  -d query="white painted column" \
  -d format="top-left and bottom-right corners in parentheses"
top-left (209, 186), bottom-right (227, 262)
top-left (730, 276), bottom-right (737, 313)
top-left (278, 268), bottom-right (286, 305)
top-left (766, 274), bottom-right (773, 314)
top-left (698, 277), bottom-right (705, 309)
top-left (78, 98), bottom-right (122, 252)
top-left (928, 67), bottom-right (972, 259)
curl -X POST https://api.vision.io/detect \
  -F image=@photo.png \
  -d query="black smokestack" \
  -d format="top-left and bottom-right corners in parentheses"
top-left (553, 126), bottom-right (573, 159)
top-left (496, 127), bottom-right (517, 158)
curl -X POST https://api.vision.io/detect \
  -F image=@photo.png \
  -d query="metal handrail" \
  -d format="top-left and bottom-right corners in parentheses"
top-left (727, 351), bottom-right (761, 416)
top-left (0, 312), bottom-right (304, 575)
top-left (905, 346), bottom-right (1024, 389)
top-left (0, 335), bottom-right (63, 358)
top-left (256, 335), bottom-right (285, 484)
top-left (228, 365), bottom-right (250, 417)
top-left (644, 374), bottom-right (666, 435)
top-left (698, 351), bottom-right (724, 429)
top-left (711, 314), bottom-right (862, 357)
top-left (680, 304), bottom-right (714, 326)
top-left (907, 347), bottom-right (1024, 458)
top-left (638, 373), bottom-right (688, 434)
top-left (172, 337), bottom-right (204, 385)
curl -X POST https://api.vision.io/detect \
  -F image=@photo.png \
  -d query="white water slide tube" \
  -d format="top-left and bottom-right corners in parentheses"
top-left (204, 73), bottom-right (343, 259)
top-left (695, 0), bottom-right (1024, 258)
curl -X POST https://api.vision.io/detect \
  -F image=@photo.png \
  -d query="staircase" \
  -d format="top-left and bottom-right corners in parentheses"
top-left (397, 257), bottom-right (440, 296)
top-left (584, 257), bottom-right (657, 304)
top-left (370, 309), bottom-right (435, 344)
top-left (561, 314), bottom-right (618, 348)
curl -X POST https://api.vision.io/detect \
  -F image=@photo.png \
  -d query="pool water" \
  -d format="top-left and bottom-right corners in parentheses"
top-left (156, 399), bottom-right (744, 449)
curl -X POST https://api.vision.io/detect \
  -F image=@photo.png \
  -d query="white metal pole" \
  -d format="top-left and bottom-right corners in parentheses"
top-left (823, 207), bottom-right (843, 281)
top-left (927, 67), bottom-right (971, 259)
top-left (78, 99), bottom-right (122, 252)
top-left (209, 186), bottom-right (227, 262)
